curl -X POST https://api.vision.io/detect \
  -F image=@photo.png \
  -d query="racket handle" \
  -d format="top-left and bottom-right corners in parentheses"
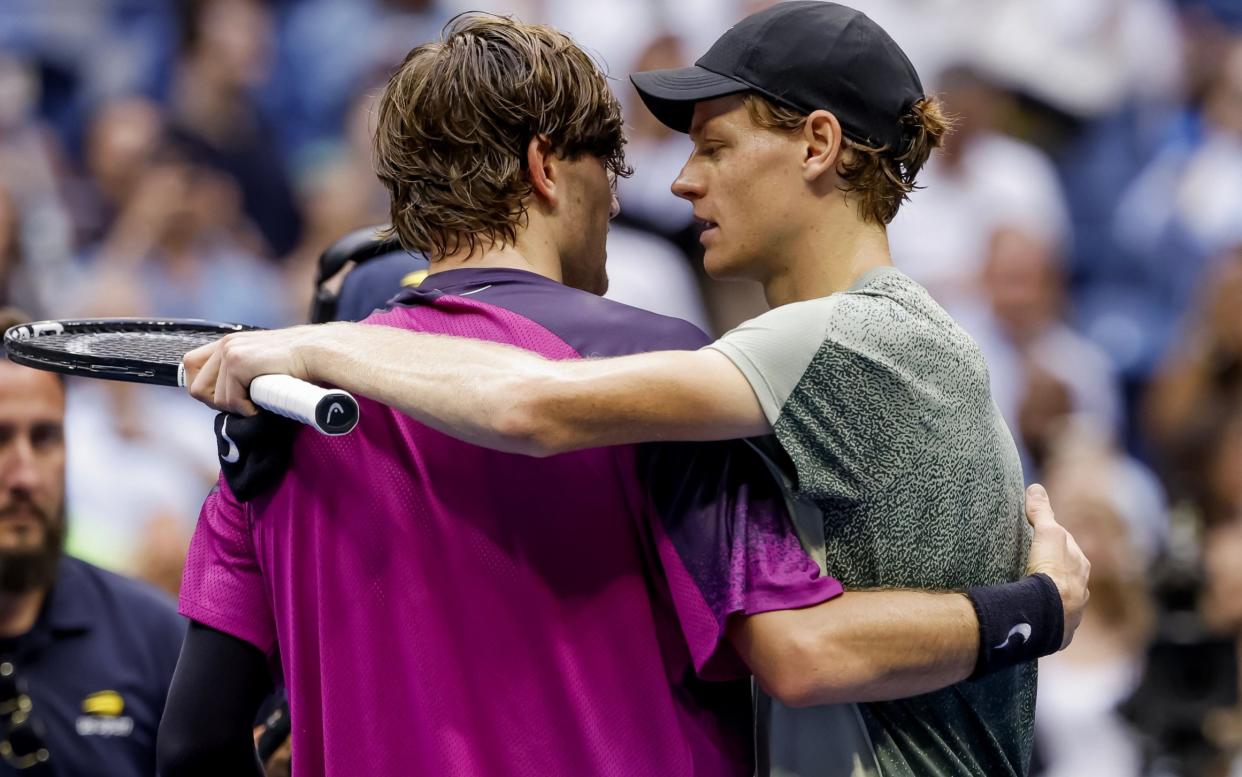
top-left (250, 374), bottom-right (360, 436)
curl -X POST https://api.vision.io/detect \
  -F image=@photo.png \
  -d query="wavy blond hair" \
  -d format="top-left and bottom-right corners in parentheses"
top-left (744, 94), bottom-right (953, 225)
top-left (373, 14), bottom-right (631, 259)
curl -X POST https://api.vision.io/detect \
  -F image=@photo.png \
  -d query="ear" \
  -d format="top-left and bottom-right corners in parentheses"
top-left (801, 110), bottom-right (843, 183)
top-left (526, 135), bottom-right (558, 206)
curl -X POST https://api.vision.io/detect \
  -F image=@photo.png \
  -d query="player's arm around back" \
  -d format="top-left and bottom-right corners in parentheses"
top-left (184, 322), bottom-right (771, 455)
top-left (729, 485), bottom-right (1090, 708)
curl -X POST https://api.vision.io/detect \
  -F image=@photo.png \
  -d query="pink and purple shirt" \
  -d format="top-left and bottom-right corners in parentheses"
top-left (180, 268), bottom-right (843, 777)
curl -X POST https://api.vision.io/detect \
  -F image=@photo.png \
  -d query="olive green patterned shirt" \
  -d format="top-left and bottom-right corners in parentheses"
top-left (709, 266), bottom-right (1034, 777)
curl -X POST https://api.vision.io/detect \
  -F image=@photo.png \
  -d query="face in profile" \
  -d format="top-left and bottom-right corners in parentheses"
top-left (672, 95), bottom-right (809, 282)
top-left (0, 363), bottom-right (66, 593)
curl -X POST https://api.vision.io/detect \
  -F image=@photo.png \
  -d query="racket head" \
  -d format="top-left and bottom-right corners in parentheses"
top-left (2, 318), bottom-right (257, 386)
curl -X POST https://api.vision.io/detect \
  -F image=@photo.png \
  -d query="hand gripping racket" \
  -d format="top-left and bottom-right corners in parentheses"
top-left (3, 318), bottom-right (359, 436)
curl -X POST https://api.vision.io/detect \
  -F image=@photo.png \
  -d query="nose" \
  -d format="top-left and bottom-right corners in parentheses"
top-left (671, 159), bottom-right (703, 202)
top-left (608, 192), bottom-right (620, 220)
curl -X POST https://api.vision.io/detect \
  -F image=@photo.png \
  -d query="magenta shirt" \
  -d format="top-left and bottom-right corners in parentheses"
top-left (180, 269), bottom-right (842, 776)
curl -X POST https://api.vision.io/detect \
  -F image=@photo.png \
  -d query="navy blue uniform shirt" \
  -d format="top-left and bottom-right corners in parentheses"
top-left (0, 557), bottom-right (185, 776)
top-left (335, 251), bottom-right (427, 322)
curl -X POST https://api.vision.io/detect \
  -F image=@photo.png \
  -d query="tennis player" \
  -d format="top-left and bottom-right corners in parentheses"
top-left (178, 9), bottom-right (1087, 777)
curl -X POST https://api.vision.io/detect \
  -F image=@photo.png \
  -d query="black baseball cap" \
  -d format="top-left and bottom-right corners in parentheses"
top-left (630, 1), bottom-right (924, 150)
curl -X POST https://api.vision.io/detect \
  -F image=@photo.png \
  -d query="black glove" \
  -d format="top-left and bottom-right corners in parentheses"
top-left (214, 412), bottom-right (299, 502)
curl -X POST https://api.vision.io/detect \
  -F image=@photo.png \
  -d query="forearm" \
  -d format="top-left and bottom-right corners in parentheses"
top-left (303, 323), bottom-right (767, 454)
top-left (732, 590), bottom-right (977, 708)
top-left (305, 323), bottom-right (557, 453)
top-left (156, 623), bottom-right (271, 777)
top-left (809, 591), bottom-right (979, 702)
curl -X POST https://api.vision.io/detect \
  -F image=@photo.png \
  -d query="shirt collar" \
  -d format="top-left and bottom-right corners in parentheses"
top-left (848, 265), bottom-right (900, 292)
top-left (391, 267), bottom-right (564, 306)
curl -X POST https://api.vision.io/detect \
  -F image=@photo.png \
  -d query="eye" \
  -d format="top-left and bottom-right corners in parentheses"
top-left (697, 141), bottom-right (725, 160)
top-left (30, 423), bottom-right (63, 452)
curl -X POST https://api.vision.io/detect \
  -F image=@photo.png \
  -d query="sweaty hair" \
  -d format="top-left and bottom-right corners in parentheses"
top-left (373, 14), bottom-right (631, 259)
top-left (744, 94), bottom-right (953, 226)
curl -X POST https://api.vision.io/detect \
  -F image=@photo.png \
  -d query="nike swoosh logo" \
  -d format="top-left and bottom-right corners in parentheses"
top-left (219, 417), bottom-right (241, 464)
top-left (994, 623), bottom-right (1032, 650)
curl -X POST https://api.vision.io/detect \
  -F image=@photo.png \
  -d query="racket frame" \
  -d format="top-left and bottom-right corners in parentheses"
top-left (3, 318), bottom-right (254, 386)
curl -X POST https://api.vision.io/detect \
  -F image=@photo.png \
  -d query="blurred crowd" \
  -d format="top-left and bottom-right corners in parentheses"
top-left (0, 0), bottom-right (1240, 774)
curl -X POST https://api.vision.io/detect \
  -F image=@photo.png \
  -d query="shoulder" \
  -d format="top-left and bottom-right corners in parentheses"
top-left (777, 270), bottom-right (989, 393)
top-left (492, 281), bottom-right (712, 356)
top-left (823, 269), bottom-right (949, 346)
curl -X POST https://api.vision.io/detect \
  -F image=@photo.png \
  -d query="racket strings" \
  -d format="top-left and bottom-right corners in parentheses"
top-left (37, 331), bottom-right (225, 365)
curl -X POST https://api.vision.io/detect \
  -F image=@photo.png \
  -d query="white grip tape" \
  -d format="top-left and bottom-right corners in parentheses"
top-left (250, 374), bottom-right (356, 434)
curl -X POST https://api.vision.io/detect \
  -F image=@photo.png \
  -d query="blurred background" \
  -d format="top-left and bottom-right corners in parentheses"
top-left (0, 0), bottom-right (1239, 774)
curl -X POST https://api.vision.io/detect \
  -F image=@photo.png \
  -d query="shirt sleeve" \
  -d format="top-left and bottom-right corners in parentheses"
top-left (179, 475), bottom-right (277, 655)
top-left (704, 298), bottom-right (835, 426)
top-left (637, 440), bottom-right (843, 681)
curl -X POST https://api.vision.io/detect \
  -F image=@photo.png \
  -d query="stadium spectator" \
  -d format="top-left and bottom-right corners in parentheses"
top-left (1144, 245), bottom-right (1242, 518)
top-left (0, 308), bottom-right (185, 776)
top-left (1201, 409), bottom-right (1242, 529)
top-left (0, 53), bottom-right (74, 317)
top-left (272, 0), bottom-right (453, 157)
top-left (280, 88), bottom-right (392, 317)
top-left (1033, 425), bottom-right (1163, 777)
top-left (75, 96), bottom-right (166, 251)
top-left (1092, 34), bottom-right (1242, 381)
top-left (167, 0), bottom-right (301, 258)
top-left (1198, 516), bottom-right (1242, 772)
top-left (887, 63), bottom-right (1071, 314)
top-left (965, 225), bottom-right (1123, 474)
top-left (78, 139), bottom-right (294, 328)
top-left (0, 186), bottom-right (29, 313)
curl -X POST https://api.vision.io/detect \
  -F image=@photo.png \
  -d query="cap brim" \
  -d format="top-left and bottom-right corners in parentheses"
top-left (629, 66), bottom-right (751, 133)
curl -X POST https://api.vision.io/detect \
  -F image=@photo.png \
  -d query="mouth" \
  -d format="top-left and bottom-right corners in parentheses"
top-left (0, 505), bottom-right (47, 526)
top-left (696, 217), bottom-right (719, 242)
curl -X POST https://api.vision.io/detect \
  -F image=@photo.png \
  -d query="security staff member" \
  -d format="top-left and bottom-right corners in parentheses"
top-left (0, 308), bottom-right (185, 775)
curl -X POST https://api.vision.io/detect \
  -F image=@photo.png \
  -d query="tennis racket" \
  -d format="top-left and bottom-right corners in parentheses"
top-left (3, 318), bottom-right (359, 436)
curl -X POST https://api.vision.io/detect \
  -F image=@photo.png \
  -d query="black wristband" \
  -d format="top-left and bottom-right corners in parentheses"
top-left (966, 573), bottom-right (1064, 681)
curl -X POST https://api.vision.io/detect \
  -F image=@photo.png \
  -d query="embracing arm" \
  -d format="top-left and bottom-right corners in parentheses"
top-left (731, 485), bottom-right (1088, 708)
top-left (732, 589), bottom-right (978, 707)
top-left (183, 323), bottom-right (769, 456)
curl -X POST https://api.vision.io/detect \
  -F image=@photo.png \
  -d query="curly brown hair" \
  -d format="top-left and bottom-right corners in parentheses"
top-left (744, 94), bottom-right (952, 226)
top-left (373, 14), bottom-right (631, 259)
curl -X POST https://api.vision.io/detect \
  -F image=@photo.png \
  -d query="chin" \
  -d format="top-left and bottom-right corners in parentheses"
top-left (701, 248), bottom-right (749, 281)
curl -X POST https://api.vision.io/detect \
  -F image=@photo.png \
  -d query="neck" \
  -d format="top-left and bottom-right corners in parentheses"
top-left (426, 225), bottom-right (563, 284)
top-left (0, 588), bottom-right (46, 639)
top-left (760, 211), bottom-right (893, 307)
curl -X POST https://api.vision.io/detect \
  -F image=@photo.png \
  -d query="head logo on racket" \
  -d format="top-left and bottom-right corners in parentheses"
top-left (326, 403), bottom-right (347, 425)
